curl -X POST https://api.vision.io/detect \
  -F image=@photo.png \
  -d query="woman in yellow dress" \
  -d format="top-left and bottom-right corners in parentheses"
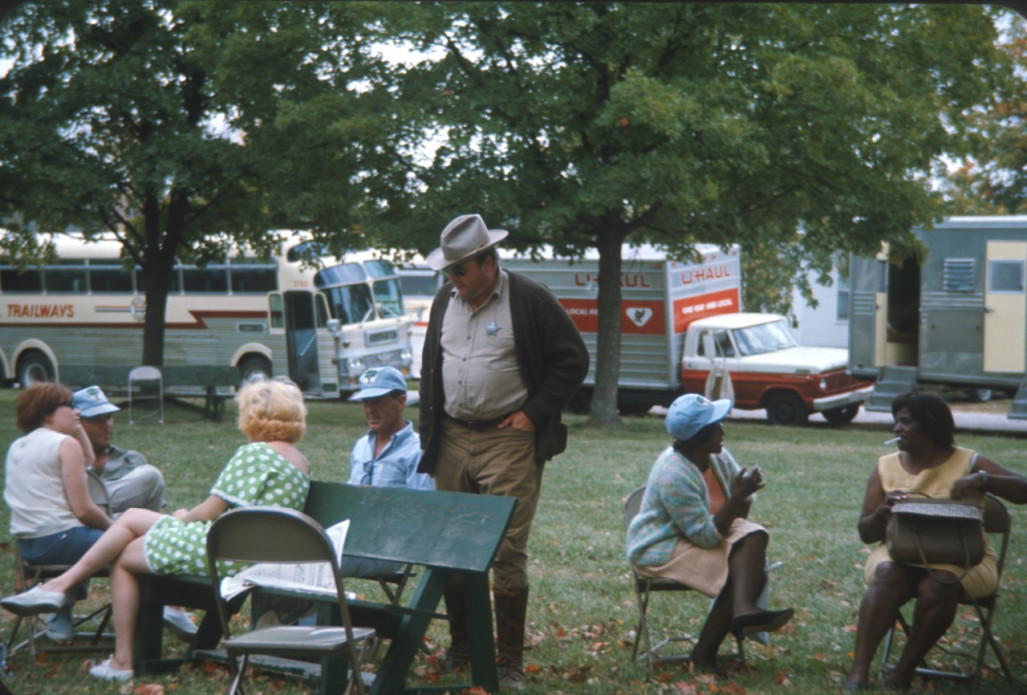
top-left (844, 391), bottom-right (1027, 690)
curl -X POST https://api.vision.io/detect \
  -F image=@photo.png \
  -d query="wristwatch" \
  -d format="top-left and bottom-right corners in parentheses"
top-left (978, 470), bottom-right (989, 490)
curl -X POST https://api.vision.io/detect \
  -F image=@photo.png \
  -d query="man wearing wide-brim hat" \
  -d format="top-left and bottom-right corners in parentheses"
top-left (419, 213), bottom-right (589, 689)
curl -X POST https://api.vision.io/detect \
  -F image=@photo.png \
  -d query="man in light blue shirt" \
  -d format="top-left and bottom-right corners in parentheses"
top-left (344, 367), bottom-right (432, 578)
top-left (347, 366), bottom-right (433, 491)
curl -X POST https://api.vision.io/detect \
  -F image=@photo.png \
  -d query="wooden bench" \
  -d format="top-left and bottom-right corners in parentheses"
top-left (134, 481), bottom-right (516, 695)
top-left (58, 364), bottom-right (240, 422)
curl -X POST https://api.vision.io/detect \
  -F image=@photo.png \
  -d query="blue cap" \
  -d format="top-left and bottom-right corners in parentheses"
top-left (666, 393), bottom-right (732, 441)
top-left (348, 367), bottom-right (407, 401)
top-left (72, 385), bottom-right (121, 419)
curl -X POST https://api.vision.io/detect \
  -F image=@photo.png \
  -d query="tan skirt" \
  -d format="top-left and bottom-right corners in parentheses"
top-left (864, 543), bottom-right (998, 599)
top-left (634, 518), bottom-right (767, 598)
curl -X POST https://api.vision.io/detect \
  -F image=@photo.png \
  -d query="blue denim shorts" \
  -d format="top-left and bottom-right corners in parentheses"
top-left (17, 526), bottom-right (104, 565)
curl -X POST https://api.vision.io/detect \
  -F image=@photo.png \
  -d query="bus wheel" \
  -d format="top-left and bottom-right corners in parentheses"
top-left (17, 351), bottom-right (55, 386)
top-left (764, 392), bottom-right (809, 426)
top-left (238, 356), bottom-right (272, 385)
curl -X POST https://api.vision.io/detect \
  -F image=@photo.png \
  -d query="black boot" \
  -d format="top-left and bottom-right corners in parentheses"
top-left (494, 587), bottom-right (529, 690)
top-left (443, 585), bottom-right (470, 671)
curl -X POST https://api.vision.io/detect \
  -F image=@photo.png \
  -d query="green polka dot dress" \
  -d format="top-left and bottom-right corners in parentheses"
top-left (143, 442), bottom-right (311, 578)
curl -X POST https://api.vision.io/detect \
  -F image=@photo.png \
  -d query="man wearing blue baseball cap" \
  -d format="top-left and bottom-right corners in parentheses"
top-left (71, 385), bottom-right (196, 642)
top-left (347, 367), bottom-right (432, 493)
top-left (73, 386), bottom-right (166, 517)
top-left (626, 393), bottom-right (793, 671)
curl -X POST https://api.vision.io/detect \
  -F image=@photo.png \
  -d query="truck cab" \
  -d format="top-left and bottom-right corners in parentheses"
top-left (682, 313), bottom-right (873, 425)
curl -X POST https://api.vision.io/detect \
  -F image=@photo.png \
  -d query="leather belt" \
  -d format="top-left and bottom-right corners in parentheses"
top-left (447, 414), bottom-right (508, 431)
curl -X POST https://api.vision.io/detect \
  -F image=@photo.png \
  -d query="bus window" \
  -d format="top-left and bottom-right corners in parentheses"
top-left (314, 263), bottom-right (366, 287)
top-left (183, 265), bottom-right (229, 293)
top-left (136, 266), bottom-right (181, 294)
top-left (269, 293), bottom-right (285, 329)
top-left (373, 278), bottom-right (404, 318)
top-left (315, 293), bottom-right (330, 328)
top-left (323, 283), bottom-right (374, 325)
top-left (398, 272), bottom-right (441, 298)
top-left (89, 264), bottom-right (134, 293)
top-left (230, 258), bottom-right (277, 293)
top-left (44, 260), bottom-right (88, 293)
top-left (1, 267), bottom-right (43, 293)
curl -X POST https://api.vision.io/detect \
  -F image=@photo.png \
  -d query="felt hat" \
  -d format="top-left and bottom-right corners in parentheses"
top-left (426, 214), bottom-right (508, 270)
top-left (348, 366), bottom-right (408, 401)
top-left (72, 385), bottom-right (120, 418)
top-left (665, 393), bottom-right (732, 441)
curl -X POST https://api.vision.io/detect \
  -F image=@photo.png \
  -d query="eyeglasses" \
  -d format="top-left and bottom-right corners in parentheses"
top-left (360, 460), bottom-right (374, 486)
top-left (61, 400), bottom-right (75, 410)
top-left (448, 263), bottom-right (468, 278)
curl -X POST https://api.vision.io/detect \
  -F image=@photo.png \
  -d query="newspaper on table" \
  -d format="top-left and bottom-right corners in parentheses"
top-left (219, 519), bottom-right (350, 601)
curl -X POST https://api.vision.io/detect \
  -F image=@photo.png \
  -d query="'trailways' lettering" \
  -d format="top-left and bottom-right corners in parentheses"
top-left (6, 303), bottom-right (75, 319)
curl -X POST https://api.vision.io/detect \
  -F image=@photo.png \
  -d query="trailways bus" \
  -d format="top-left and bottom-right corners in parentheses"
top-left (0, 232), bottom-right (414, 396)
top-left (848, 216), bottom-right (1027, 417)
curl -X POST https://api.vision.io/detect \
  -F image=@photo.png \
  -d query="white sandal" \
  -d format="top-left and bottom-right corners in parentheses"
top-left (89, 657), bottom-right (134, 682)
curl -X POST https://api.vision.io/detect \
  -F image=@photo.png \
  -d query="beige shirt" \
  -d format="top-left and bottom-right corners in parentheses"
top-left (441, 270), bottom-right (528, 420)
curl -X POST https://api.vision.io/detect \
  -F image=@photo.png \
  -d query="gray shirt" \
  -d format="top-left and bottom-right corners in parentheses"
top-left (441, 270), bottom-right (528, 420)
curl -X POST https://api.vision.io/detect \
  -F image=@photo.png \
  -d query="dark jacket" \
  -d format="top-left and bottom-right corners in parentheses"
top-left (418, 270), bottom-right (589, 475)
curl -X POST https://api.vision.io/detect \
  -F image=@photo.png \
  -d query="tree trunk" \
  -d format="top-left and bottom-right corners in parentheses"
top-left (589, 225), bottom-right (625, 427)
top-left (141, 264), bottom-right (171, 368)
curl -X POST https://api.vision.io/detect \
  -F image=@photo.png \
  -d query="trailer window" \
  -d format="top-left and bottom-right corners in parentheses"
top-left (988, 259), bottom-right (1024, 294)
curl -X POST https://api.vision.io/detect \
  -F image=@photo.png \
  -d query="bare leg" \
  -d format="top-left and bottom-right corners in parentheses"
top-left (105, 537), bottom-right (151, 672)
top-left (845, 562), bottom-right (916, 688)
top-left (40, 508), bottom-right (162, 596)
top-left (887, 572), bottom-right (961, 689)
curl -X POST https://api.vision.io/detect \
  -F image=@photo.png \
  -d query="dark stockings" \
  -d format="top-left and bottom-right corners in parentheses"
top-left (690, 531), bottom-right (768, 666)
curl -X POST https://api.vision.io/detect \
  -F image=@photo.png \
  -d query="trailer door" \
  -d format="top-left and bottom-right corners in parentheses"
top-left (983, 241), bottom-right (1027, 373)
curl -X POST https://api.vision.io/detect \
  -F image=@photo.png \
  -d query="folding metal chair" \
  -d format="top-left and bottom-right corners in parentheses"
top-left (879, 494), bottom-right (1016, 688)
top-left (624, 486), bottom-right (746, 670)
top-left (207, 507), bottom-right (375, 695)
top-left (128, 365), bottom-right (163, 424)
top-left (5, 550), bottom-right (113, 659)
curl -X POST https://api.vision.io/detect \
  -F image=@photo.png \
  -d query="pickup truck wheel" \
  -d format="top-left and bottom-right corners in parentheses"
top-left (823, 404), bottom-right (859, 425)
top-left (765, 392), bottom-right (808, 426)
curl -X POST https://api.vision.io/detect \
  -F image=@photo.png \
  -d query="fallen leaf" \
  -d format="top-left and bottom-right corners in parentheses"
top-left (132, 684), bottom-right (165, 695)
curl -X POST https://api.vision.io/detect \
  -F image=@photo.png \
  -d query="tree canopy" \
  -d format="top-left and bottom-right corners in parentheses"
top-left (365, 3), bottom-right (1020, 424)
top-left (0, 0), bottom-right (396, 364)
top-left (1, 2), bottom-right (1021, 423)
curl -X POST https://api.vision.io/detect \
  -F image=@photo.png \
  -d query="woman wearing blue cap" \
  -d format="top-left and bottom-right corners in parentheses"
top-left (626, 393), bottom-right (793, 669)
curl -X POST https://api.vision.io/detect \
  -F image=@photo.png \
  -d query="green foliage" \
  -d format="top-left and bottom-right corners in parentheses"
top-left (367, 3), bottom-right (1019, 421)
top-left (0, 392), bottom-right (1024, 693)
top-left (0, 0), bottom-right (400, 363)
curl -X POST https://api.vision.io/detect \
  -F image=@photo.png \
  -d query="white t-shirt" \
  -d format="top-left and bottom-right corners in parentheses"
top-left (4, 427), bottom-right (81, 538)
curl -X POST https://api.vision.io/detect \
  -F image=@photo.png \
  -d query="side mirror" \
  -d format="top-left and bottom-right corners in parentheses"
top-left (326, 318), bottom-right (341, 334)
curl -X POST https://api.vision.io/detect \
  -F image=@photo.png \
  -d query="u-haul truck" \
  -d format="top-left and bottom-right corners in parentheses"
top-left (502, 244), bottom-right (742, 412)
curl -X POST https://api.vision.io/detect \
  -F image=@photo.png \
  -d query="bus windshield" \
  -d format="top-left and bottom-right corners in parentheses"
top-left (315, 260), bottom-right (404, 323)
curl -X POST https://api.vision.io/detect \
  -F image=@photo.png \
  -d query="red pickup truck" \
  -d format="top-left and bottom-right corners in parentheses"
top-left (681, 313), bottom-right (874, 425)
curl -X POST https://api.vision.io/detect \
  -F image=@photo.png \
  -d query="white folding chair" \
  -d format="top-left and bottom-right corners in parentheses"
top-left (128, 365), bottom-right (163, 424)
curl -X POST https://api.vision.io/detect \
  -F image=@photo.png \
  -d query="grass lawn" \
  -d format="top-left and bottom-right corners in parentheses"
top-left (0, 389), bottom-right (1024, 694)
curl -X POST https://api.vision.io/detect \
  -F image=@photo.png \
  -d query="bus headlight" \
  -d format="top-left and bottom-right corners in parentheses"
top-left (343, 357), bottom-right (365, 377)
